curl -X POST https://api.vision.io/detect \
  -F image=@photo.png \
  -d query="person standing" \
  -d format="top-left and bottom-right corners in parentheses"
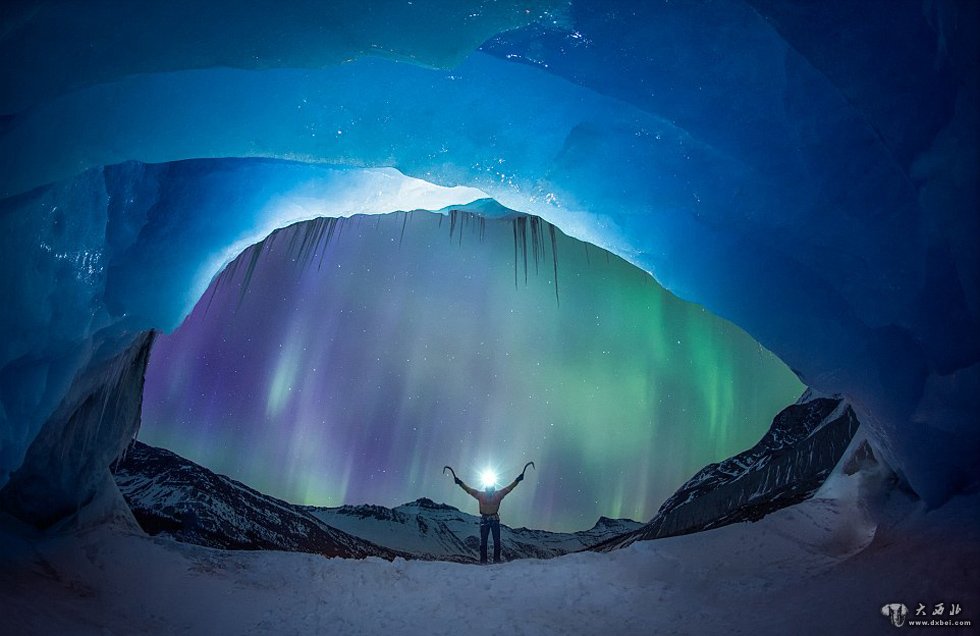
top-left (451, 470), bottom-right (525, 564)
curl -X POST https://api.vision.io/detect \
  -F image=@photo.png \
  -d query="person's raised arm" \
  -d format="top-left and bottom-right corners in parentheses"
top-left (455, 476), bottom-right (480, 499)
top-left (498, 472), bottom-right (523, 497)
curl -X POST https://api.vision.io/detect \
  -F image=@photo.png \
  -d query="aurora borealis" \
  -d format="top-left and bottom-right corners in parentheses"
top-left (141, 210), bottom-right (804, 532)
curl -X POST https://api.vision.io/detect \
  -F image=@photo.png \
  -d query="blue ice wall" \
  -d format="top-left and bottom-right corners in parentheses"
top-left (0, 0), bottom-right (565, 114)
top-left (0, 160), bottom-right (490, 485)
top-left (0, 0), bottom-right (977, 511)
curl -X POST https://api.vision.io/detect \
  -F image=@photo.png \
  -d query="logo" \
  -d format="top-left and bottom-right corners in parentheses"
top-left (881, 604), bottom-right (909, 628)
top-left (880, 601), bottom-right (967, 628)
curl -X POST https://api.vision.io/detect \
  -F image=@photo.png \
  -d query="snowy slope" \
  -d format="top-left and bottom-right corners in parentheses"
top-left (308, 499), bottom-right (641, 562)
top-left (6, 445), bottom-right (976, 636)
top-left (115, 441), bottom-right (640, 563)
top-left (596, 391), bottom-right (860, 550)
top-left (112, 441), bottom-right (403, 560)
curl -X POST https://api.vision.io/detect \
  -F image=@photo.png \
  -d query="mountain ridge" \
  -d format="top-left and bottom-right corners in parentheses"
top-left (113, 441), bottom-right (641, 563)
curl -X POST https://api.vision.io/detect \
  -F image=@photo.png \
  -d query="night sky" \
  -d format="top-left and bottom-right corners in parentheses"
top-left (141, 210), bottom-right (803, 532)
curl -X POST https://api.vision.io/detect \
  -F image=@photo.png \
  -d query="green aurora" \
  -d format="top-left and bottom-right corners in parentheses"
top-left (141, 210), bottom-right (804, 532)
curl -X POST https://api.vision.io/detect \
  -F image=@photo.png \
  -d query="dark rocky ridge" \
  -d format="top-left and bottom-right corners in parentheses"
top-left (112, 440), bottom-right (404, 560)
top-left (594, 391), bottom-right (861, 551)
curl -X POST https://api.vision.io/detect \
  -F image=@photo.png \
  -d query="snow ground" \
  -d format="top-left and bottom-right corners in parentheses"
top-left (2, 467), bottom-right (978, 636)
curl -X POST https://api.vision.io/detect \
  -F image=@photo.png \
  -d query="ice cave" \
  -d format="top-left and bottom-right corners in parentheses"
top-left (1, 1), bottom-right (978, 634)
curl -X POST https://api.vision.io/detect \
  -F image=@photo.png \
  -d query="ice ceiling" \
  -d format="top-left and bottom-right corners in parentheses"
top-left (0, 0), bottom-right (977, 526)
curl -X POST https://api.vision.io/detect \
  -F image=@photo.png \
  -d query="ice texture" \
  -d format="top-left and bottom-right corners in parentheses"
top-left (0, 0), bottom-right (977, 519)
top-left (0, 331), bottom-right (154, 527)
top-left (0, 0), bottom-right (565, 114)
top-left (0, 160), bottom-right (489, 492)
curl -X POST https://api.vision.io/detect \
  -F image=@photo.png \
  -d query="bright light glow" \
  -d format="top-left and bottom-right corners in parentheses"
top-left (479, 469), bottom-right (498, 489)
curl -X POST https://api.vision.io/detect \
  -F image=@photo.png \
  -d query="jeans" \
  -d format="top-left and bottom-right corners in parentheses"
top-left (479, 515), bottom-right (501, 564)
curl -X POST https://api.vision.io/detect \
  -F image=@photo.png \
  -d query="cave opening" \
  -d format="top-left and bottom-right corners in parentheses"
top-left (134, 200), bottom-right (803, 534)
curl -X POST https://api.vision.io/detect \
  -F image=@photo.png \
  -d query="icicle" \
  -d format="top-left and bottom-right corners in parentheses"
top-left (294, 216), bottom-right (320, 266)
top-left (287, 220), bottom-right (302, 255)
top-left (549, 224), bottom-right (560, 307)
top-left (317, 217), bottom-right (339, 271)
top-left (265, 228), bottom-right (279, 251)
top-left (522, 218), bottom-right (528, 285)
top-left (291, 220), bottom-right (309, 263)
top-left (308, 217), bottom-right (334, 270)
top-left (530, 217), bottom-right (541, 274)
top-left (529, 217), bottom-right (537, 271)
top-left (226, 248), bottom-right (244, 283)
top-left (514, 217), bottom-right (528, 285)
top-left (504, 215), bottom-right (561, 303)
top-left (399, 211), bottom-right (409, 247)
top-left (311, 216), bottom-right (332, 267)
top-left (236, 240), bottom-right (265, 311)
top-left (202, 269), bottom-right (224, 319)
top-left (512, 220), bottom-right (519, 290)
top-left (298, 218), bottom-right (320, 272)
